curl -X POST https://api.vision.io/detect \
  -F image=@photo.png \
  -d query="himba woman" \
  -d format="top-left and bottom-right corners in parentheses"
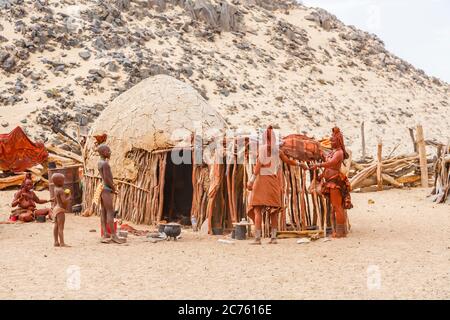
top-left (312, 127), bottom-right (353, 238)
top-left (247, 126), bottom-right (300, 245)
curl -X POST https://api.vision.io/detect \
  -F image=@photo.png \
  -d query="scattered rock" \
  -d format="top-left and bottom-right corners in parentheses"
top-left (2, 56), bottom-right (16, 72)
top-left (79, 51), bottom-right (91, 60)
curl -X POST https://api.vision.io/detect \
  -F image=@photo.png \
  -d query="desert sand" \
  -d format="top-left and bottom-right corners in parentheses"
top-left (1, 188), bottom-right (449, 300)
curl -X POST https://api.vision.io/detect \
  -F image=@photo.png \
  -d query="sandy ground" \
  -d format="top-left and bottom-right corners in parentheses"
top-left (0, 187), bottom-right (449, 300)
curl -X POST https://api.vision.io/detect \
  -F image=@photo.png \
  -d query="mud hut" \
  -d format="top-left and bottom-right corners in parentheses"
top-left (82, 75), bottom-right (228, 225)
top-left (82, 75), bottom-right (335, 237)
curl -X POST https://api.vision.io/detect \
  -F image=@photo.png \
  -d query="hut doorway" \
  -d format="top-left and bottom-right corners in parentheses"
top-left (162, 150), bottom-right (193, 224)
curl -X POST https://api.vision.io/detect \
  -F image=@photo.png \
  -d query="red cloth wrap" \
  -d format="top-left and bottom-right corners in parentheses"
top-left (0, 127), bottom-right (48, 172)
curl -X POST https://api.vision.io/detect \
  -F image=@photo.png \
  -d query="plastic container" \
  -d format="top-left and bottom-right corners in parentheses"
top-left (191, 215), bottom-right (198, 232)
top-left (118, 230), bottom-right (128, 238)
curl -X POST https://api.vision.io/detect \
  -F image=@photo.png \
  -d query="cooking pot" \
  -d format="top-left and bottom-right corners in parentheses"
top-left (164, 223), bottom-right (181, 241)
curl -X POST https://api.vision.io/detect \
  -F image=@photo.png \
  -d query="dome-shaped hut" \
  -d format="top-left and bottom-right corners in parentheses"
top-left (82, 75), bottom-right (228, 225)
top-left (82, 75), bottom-right (335, 238)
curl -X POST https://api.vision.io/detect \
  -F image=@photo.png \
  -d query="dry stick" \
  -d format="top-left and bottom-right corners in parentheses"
top-left (196, 167), bottom-right (204, 223)
top-left (409, 128), bottom-right (418, 153)
top-left (231, 158), bottom-right (238, 223)
top-left (302, 168), bottom-right (311, 227)
top-left (280, 170), bottom-right (288, 231)
top-left (416, 125), bottom-right (429, 188)
top-left (321, 184), bottom-right (328, 238)
top-left (83, 174), bottom-right (152, 193)
top-left (243, 149), bottom-right (247, 215)
top-left (308, 169), bottom-right (317, 226)
top-left (190, 165), bottom-right (198, 220)
top-left (299, 167), bottom-right (308, 230)
top-left (344, 150), bottom-right (352, 177)
top-left (292, 167), bottom-right (301, 230)
top-left (226, 163), bottom-right (234, 223)
top-left (312, 169), bottom-right (322, 233)
top-left (387, 143), bottom-right (401, 159)
top-left (351, 165), bottom-right (377, 189)
top-left (283, 165), bottom-right (292, 228)
top-left (432, 145), bottom-right (443, 193)
top-left (377, 141), bottom-right (383, 191)
top-left (304, 168), bottom-right (313, 226)
top-left (361, 121), bottom-right (366, 161)
top-left (288, 166), bottom-right (297, 229)
top-left (157, 153), bottom-right (167, 223)
top-left (280, 165), bottom-right (288, 230)
top-left (289, 168), bottom-right (296, 230)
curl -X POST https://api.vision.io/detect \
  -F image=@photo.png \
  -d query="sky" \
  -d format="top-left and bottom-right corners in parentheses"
top-left (301, 0), bottom-right (450, 82)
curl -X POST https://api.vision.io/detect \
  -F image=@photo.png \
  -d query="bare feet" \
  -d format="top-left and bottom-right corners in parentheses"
top-left (54, 242), bottom-right (60, 247)
top-left (101, 237), bottom-right (112, 243)
top-left (59, 243), bottom-right (71, 248)
top-left (268, 239), bottom-right (278, 244)
top-left (111, 235), bottom-right (126, 244)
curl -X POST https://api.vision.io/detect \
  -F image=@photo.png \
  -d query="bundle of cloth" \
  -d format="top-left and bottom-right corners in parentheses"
top-left (280, 134), bottom-right (323, 162)
top-left (0, 126), bottom-right (48, 172)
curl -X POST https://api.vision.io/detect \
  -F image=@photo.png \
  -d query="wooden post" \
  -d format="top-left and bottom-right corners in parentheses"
top-left (377, 140), bottom-right (383, 191)
top-left (409, 128), bottom-right (417, 153)
top-left (361, 121), bottom-right (366, 161)
top-left (344, 150), bottom-right (352, 177)
top-left (416, 125), bottom-right (429, 188)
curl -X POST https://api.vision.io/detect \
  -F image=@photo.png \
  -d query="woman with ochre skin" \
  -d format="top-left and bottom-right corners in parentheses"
top-left (247, 126), bottom-right (301, 245)
top-left (312, 127), bottom-right (353, 238)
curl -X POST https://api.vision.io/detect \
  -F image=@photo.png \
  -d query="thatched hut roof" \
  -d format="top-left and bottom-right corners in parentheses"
top-left (85, 75), bottom-right (228, 180)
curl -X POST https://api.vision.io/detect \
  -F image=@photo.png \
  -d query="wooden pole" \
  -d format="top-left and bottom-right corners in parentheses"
top-left (416, 125), bottom-right (429, 188)
top-left (377, 140), bottom-right (383, 191)
top-left (344, 150), bottom-right (352, 177)
top-left (361, 121), bottom-right (366, 161)
top-left (409, 128), bottom-right (417, 153)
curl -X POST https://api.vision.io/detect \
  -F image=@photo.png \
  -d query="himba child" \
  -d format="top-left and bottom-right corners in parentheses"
top-left (51, 173), bottom-right (71, 247)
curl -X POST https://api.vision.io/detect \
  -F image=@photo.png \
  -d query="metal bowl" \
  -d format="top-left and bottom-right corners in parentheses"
top-left (118, 230), bottom-right (128, 238)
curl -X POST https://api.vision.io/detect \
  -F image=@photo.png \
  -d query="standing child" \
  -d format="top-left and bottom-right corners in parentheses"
top-left (51, 173), bottom-right (70, 247)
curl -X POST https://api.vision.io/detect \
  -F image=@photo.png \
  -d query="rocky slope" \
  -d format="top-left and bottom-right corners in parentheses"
top-left (0, 0), bottom-right (448, 157)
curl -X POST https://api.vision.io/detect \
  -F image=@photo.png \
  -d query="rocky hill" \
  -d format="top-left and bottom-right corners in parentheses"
top-left (0, 0), bottom-right (448, 157)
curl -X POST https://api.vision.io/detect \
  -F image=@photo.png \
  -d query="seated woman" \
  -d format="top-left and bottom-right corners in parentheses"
top-left (11, 178), bottom-right (52, 222)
